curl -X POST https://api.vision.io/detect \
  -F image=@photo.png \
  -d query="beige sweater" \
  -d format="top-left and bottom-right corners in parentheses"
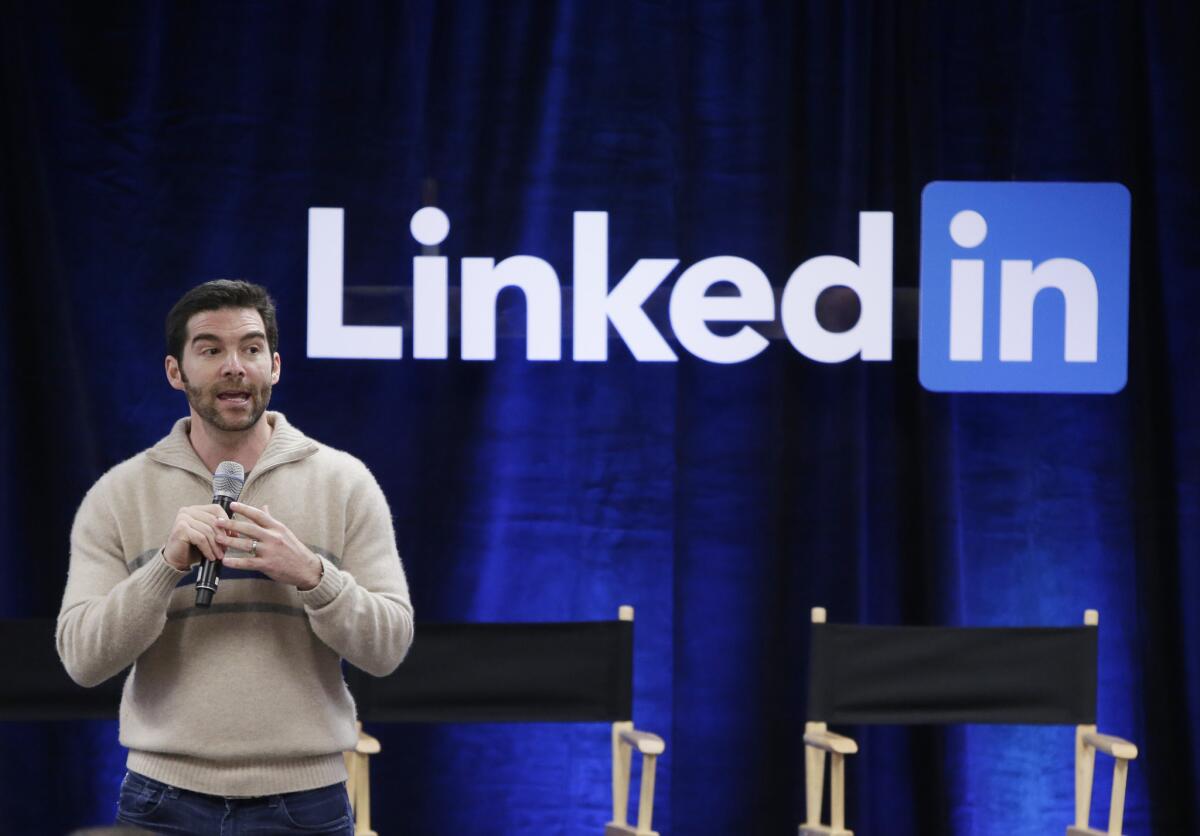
top-left (57, 413), bottom-right (414, 796)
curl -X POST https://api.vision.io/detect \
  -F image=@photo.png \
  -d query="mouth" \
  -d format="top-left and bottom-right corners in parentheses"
top-left (216, 391), bottom-right (252, 405)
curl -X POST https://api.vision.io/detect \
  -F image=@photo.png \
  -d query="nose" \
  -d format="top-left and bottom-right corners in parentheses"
top-left (221, 353), bottom-right (246, 377)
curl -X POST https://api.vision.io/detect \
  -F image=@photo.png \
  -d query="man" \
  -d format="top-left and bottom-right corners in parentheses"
top-left (57, 280), bottom-right (413, 834)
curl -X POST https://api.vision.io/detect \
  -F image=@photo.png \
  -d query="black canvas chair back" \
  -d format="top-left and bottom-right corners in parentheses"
top-left (807, 621), bottom-right (1098, 726)
top-left (346, 619), bottom-right (634, 723)
top-left (0, 617), bottom-right (635, 724)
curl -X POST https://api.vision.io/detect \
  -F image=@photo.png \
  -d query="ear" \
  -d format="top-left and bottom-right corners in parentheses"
top-left (271, 352), bottom-right (281, 385)
top-left (165, 355), bottom-right (185, 391)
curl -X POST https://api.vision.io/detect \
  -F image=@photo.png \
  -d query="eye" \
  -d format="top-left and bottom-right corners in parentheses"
top-left (247, 345), bottom-right (261, 354)
top-left (201, 347), bottom-right (220, 357)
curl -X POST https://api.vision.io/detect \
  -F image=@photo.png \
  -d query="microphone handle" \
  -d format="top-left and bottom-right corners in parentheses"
top-left (195, 495), bottom-right (236, 608)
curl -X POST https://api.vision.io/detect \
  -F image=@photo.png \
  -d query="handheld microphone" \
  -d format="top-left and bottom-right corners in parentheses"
top-left (195, 461), bottom-right (245, 608)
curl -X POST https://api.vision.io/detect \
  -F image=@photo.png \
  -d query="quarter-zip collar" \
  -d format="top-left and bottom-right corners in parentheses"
top-left (146, 412), bottom-right (319, 490)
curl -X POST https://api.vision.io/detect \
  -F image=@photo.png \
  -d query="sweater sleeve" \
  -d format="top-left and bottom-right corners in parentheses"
top-left (298, 465), bottom-right (414, 677)
top-left (56, 481), bottom-right (188, 687)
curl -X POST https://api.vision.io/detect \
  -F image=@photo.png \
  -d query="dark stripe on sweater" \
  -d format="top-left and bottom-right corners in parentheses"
top-left (129, 545), bottom-right (341, 575)
top-left (128, 548), bottom-right (161, 572)
top-left (173, 567), bottom-right (272, 588)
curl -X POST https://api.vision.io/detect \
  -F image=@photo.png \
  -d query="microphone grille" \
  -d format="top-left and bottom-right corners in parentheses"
top-left (212, 461), bottom-right (245, 501)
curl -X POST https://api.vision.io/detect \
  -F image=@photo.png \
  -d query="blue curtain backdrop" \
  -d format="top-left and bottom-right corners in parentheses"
top-left (2, 1), bottom-right (1197, 834)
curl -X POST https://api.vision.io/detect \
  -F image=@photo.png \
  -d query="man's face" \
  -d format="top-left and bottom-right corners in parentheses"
top-left (166, 307), bottom-right (281, 433)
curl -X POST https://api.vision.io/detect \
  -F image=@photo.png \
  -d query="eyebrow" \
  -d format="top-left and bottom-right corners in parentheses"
top-left (190, 331), bottom-right (268, 346)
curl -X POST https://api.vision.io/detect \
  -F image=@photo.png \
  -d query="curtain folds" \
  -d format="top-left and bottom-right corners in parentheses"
top-left (1, 2), bottom-right (1195, 833)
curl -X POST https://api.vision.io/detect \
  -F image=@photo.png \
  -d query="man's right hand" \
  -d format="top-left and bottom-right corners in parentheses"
top-left (162, 504), bottom-right (230, 571)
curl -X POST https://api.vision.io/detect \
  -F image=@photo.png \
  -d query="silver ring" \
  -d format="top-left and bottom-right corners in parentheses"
top-left (249, 539), bottom-right (259, 556)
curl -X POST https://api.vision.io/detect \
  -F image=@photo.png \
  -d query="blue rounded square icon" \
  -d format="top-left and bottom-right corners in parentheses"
top-left (918, 182), bottom-right (1130, 393)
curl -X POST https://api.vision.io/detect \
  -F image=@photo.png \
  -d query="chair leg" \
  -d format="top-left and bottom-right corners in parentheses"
top-left (355, 753), bottom-right (377, 836)
top-left (1074, 725), bottom-right (1097, 832)
top-left (830, 752), bottom-right (846, 832)
top-left (804, 722), bottom-right (827, 828)
top-left (635, 752), bottom-right (658, 834)
top-left (344, 750), bottom-right (357, 817)
top-left (610, 721), bottom-right (633, 829)
top-left (1106, 757), bottom-right (1128, 836)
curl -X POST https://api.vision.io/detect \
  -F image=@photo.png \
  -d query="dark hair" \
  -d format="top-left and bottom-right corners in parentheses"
top-left (165, 279), bottom-right (279, 364)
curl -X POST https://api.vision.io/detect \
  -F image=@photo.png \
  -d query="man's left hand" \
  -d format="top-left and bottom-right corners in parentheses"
top-left (215, 502), bottom-right (324, 591)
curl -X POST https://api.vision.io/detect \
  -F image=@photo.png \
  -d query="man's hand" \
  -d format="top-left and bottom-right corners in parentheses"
top-left (163, 504), bottom-right (230, 571)
top-left (215, 502), bottom-right (324, 590)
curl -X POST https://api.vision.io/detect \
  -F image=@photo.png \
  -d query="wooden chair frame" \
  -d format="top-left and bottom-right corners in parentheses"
top-left (799, 608), bottom-right (1138, 836)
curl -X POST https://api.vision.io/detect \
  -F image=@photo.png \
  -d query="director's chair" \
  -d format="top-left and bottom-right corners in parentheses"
top-left (345, 605), bottom-right (664, 836)
top-left (799, 607), bottom-right (1137, 836)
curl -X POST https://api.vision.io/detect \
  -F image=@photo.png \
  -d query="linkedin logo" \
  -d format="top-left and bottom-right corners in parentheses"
top-left (918, 182), bottom-right (1130, 393)
top-left (308, 181), bottom-right (1130, 395)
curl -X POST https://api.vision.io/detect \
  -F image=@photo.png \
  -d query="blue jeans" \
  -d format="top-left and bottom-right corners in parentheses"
top-left (115, 770), bottom-right (355, 835)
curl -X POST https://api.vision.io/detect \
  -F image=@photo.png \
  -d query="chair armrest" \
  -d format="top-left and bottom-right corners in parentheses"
top-left (618, 727), bottom-right (665, 756)
top-left (354, 728), bottom-right (382, 755)
top-left (1083, 730), bottom-right (1137, 760)
top-left (803, 729), bottom-right (858, 755)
